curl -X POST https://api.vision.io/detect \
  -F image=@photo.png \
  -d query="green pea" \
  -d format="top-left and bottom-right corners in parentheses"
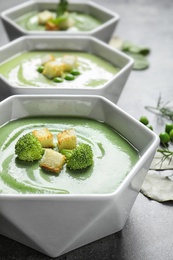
top-left (148, 125), bottom-right (153, 131)
top-left (53, 77), bottom-right (63, 83)
top-left (70, 69), bottom-right (81, 75)
top-left (159, 132), bottom-right (170, 144)
top-left (165, 123), bottom-right (173, 134)
top-left (169, 129), bottom-right (173, 141)
top-left (139, 116), bottom-right (149, 125)
top-left (64, 73), bottom-right (75, 81)
top-left (37, 66), bottom-right (44, 73)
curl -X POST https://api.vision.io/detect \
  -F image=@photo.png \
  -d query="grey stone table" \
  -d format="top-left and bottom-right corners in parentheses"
top-left (0, 0), bottom-right (173, 259)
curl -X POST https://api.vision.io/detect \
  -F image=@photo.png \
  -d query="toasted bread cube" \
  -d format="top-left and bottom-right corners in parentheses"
top-left (61, 55), bottom-right (78, 72)
top-left (45, 21), bottom-right (59, 31)
top-left (42, 60), bottom-right (65, 79)
top-left (32, 128), bottom-right (54, 148)
top-left (41, 54), bottom-right (55, 65)
top-left (38, 10), bottom-right (54, 25)
top-left (39, 149), bottom-right (66, 173)
top-left (58, 129), bottom-right (77, 150)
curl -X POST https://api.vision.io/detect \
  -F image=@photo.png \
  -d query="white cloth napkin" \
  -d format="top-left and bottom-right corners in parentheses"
top-left (140, 152), bottom-right (173, 202)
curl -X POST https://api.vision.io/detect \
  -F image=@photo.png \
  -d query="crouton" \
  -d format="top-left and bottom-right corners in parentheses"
top-left (45, 21), bottom-right (60, 31)
top-left (32, 128), bottom-right (54, 148)
top-left (42, 60), bottom-right (65, 78)
top-left (57, 128), bottom-right (77, 151)
top-left (37, 10), bottom-right (54, 25)
top-left (61, 55), bottom-right (78, 72)
top-left (41, 54), bottom-right (55, 65)
top-left (39, 149), bottom-right (66, 173)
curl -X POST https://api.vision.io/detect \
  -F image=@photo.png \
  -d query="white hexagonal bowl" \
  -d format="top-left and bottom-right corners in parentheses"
top-left (0, 35), bottom-right (134, 103)
top-left (0, 94), bottom-right (159, 257)
top-left (1, 0), bottom-right (119, 42)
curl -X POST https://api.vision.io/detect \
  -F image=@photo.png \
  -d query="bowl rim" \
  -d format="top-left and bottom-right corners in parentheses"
top-left (0, 94), bottom-right (159, 199)
top-left (0, 35), bottom-right (134, 91)
top-left (1, 0), bottom-right (120, 35)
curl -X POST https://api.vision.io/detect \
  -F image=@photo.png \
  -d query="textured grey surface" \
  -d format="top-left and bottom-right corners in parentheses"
top-left (0, 0), bottom-right (173, 259)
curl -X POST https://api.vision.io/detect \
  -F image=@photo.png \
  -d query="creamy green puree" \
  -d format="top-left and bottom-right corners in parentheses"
top-left (0, 117), bottom-right (139, 195)
top-left (0, 51), bottom-right (119, 88)
top-left (15, 11), bottom-right (102, 32)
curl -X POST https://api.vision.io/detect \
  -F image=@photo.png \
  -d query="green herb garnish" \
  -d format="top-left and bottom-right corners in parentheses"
top-left (157, 148), bottom-right (173, 166)
top-left (145, 95), bottom-right (173, 121)
top-left (56, 0), bottom-right (68, 17)
top-left (142, 96), bottom-right (173, 168)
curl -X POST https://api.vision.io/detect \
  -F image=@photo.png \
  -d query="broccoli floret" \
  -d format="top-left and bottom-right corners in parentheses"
top-left (15, 133), bottom-right (44, 161)
top-left (61, 143), bottom-right (93, 170)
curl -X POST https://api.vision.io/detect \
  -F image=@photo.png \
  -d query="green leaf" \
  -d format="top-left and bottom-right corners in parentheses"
top-left (123, 51), bottom-right (149, 70)
top-left (122, 41), bottom-right (150, 56)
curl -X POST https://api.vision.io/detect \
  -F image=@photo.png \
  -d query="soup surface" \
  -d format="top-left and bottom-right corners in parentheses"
top-left (0, 51), bottom-right (119, 88)
top-left (15, 10), bottom-right (102, 32)
top-left (0, 117), bottom-right (139, 194)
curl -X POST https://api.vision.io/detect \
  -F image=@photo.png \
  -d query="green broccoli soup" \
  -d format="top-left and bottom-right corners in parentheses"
top-left (0, 117), bottom-right (139, 194)
top-left (0, 51), bottom-right (119, 88)
top-left (15, 10), bottom-right (102, 32)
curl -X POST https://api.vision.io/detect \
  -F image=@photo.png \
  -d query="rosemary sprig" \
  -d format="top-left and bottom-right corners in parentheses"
top-left (145, 95), bottom-right (173, 121)
top-left (157, 148), bottom-right (173, 166)
top-left (143, 95), bottom-right (173, 169)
